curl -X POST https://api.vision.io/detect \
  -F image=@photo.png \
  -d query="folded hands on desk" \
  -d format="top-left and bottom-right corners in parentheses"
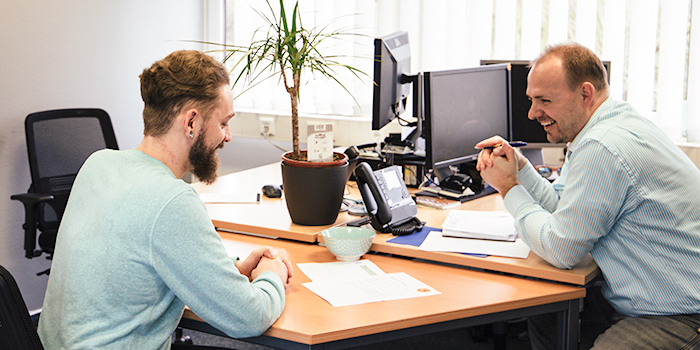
top-left (238, 246), bottom-right (294, 287)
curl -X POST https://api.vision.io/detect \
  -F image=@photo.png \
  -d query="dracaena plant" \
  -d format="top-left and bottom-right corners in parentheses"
top-left (214, 0), bottom-right (368, 161)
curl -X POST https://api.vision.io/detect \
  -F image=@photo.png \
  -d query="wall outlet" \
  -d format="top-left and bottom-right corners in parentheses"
top-left (259, 117), bottom-right (275, 136)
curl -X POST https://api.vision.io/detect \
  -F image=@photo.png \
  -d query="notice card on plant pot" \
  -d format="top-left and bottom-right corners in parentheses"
top-left (307, 124), bottom-right (333, 162)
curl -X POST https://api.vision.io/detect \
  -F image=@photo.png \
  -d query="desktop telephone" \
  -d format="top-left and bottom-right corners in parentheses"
top-left (354, 162), bottom-right (423, 235)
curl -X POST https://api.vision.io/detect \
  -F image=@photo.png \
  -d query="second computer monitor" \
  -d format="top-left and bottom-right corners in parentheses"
top-left (372, 31), bottom-right (412, 131)
top-left (480, 59), bottom-right (610, 146)
top-left (423, 64), bottom-right (512, 178)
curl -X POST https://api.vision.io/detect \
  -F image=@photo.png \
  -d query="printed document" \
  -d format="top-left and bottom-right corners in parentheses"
top-left (299, 260), bottom-right (440, 307)
top-left (199, 192), bottom-right (260, 204)
top-left (297, 260), bottom-right (386, 281)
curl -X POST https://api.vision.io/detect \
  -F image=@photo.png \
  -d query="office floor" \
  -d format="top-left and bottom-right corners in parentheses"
top-left (9, 136), bottom-right (533, 349)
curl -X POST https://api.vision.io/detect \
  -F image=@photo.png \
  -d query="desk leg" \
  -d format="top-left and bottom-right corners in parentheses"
top-left (556, 298), bottom-right (581, 350)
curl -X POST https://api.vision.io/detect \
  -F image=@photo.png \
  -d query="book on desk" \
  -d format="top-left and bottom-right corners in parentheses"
top-left (440, 210), bottom-right (517, 242)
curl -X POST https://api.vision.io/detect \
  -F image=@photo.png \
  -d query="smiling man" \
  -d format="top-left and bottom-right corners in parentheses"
top-left (476, 43), bottom-right (700, 349)
top-left (38, 50), bottom-right (292, 350)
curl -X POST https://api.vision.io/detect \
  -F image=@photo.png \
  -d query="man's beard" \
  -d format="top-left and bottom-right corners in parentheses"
top-left (188, 133), bottom-right (224, 185)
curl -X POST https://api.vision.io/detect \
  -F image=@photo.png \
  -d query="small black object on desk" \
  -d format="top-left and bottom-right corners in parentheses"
top-left (262, 184), bottom-right (282, 198)
top-left (440, 173), bottom-right (472, 194)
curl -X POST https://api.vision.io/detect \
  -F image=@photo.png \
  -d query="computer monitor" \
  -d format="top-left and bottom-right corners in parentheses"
top-left (372, 31), bottom-right (412, 131)
top-left (423, 64), bottom-right (512, 180)
top-left (480, 59), bottom-right (611, 147)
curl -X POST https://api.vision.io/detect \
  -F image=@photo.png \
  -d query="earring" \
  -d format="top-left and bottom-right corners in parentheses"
top-left (189, 130), bottom-right (194, 139)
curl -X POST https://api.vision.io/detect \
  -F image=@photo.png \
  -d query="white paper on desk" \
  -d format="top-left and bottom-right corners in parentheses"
top-left (442, 210), bottom-right (517, 241)
top-left (199, 192), bottom-right (260, 204)
top-left (303, 272), bottom-right (440, 307)
top-left (219, 239), bottom-right (258, 260)
top-left (297, 260), bottom-right (385, 282)
top-left (419, 231), bottom-right (530, 259)
top-left (219, 238), bottom-right (286, 262)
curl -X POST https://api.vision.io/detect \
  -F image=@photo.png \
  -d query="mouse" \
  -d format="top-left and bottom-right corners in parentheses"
top-left (262, 184), bottom-right (282, 198)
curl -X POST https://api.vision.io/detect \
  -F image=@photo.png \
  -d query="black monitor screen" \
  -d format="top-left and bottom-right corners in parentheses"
top-left (423, 64), bottom-right (511, 172)
top-left (480, 59), bottom-right (610, 146)
top-left (372, 32), bottom-right (411, 130)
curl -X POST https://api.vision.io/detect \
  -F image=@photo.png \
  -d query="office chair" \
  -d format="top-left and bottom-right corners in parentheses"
top-left (0, 264), bottom-right (44, 350)
top-left (11, 109), bottom-right (118, 273)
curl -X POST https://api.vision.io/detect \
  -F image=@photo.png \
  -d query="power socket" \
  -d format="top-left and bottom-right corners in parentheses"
top-left (259, 117), bottom-right (275, 136)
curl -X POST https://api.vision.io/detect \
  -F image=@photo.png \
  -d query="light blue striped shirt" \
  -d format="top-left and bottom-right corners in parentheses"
top-left (504, 97), bottom-right (700, 317)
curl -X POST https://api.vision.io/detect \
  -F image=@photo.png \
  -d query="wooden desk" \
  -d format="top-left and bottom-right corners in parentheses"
top-left (194, 163), bottom-right (361, 243)
top-left (364, 197), bottom-right (600, 286)
top-left (193, 163), bottom-right (600, 285)
top-left (194, 163), bottom-right (600, 285)
top-left (369, 234), bottom-right (599, 286)
top-left (180, 232), bottom-right (585, 350)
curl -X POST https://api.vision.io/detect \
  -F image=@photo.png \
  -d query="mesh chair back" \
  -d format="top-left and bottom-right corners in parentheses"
top-left (24, 109), bottom-right (118, 248)
top-left (0, 265), bottom-right (44, 350)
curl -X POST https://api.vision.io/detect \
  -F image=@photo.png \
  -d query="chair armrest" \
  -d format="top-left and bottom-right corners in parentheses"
top-left (11, 193), bottom-right (54, 258)
top-left (29, 308), bottom-right (41, 328)
top-left (11, 193), bottom-right (54, 204)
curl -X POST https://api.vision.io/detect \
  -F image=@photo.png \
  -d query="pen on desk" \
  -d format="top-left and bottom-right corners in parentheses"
top-left (478, 142), bottom-right (528, 150)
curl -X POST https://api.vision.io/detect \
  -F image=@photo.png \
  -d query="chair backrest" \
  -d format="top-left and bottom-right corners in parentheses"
top-left (0, 265), bottom-right (44, 350)
top-left (24, 108), bottom-right (119, 249)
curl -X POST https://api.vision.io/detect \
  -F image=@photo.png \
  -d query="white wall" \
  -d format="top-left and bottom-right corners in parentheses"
top-left (0, 0), bottom-right (205, 309)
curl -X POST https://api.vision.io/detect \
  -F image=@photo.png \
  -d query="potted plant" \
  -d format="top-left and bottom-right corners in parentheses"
top-left (216, 0), bottom-right (367, 225)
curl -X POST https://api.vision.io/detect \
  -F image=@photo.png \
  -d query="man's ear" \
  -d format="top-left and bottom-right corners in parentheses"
top-left (183, 108), bottom-right (199, 139)
top-left (580, 82), bottom-right (595, 109)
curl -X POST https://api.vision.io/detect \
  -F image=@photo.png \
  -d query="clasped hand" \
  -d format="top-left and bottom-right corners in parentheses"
top-left (237, 246), bottom-right (294, 288)
top-left (475, 136), bottom-right (528, 196)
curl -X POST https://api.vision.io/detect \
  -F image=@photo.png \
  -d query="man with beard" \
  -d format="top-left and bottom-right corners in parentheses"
top-left (38, 50), bottom-right (292, 350)
top-left (476, 43), bottom-right (700, 349)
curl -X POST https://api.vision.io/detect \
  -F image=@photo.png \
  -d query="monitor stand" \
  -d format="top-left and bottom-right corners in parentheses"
top-left (521, 148), bottom-right (544, 166)
top-left (425, 162), bottom-right (481, 199)
top-left (418, 161), bottom-right (496, 202)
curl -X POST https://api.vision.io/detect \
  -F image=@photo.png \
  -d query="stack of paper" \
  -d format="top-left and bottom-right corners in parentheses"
top-left (442, 210), bottom-right (517, 241)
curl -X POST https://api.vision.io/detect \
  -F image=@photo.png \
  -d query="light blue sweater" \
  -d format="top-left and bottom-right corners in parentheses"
top-left (38, 149), bottom-right (285, 349)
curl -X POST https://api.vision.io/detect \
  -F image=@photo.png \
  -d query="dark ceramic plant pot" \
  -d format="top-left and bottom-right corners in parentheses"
top-left (281, 151), bottom-right (349, 226)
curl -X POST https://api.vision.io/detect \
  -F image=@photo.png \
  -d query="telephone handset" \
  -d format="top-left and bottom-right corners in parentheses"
top-left (354, 162), bottom-right (423, 235)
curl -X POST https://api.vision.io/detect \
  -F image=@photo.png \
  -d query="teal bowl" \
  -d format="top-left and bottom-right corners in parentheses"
top-left (321, 227), bottom-right (376, 261)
